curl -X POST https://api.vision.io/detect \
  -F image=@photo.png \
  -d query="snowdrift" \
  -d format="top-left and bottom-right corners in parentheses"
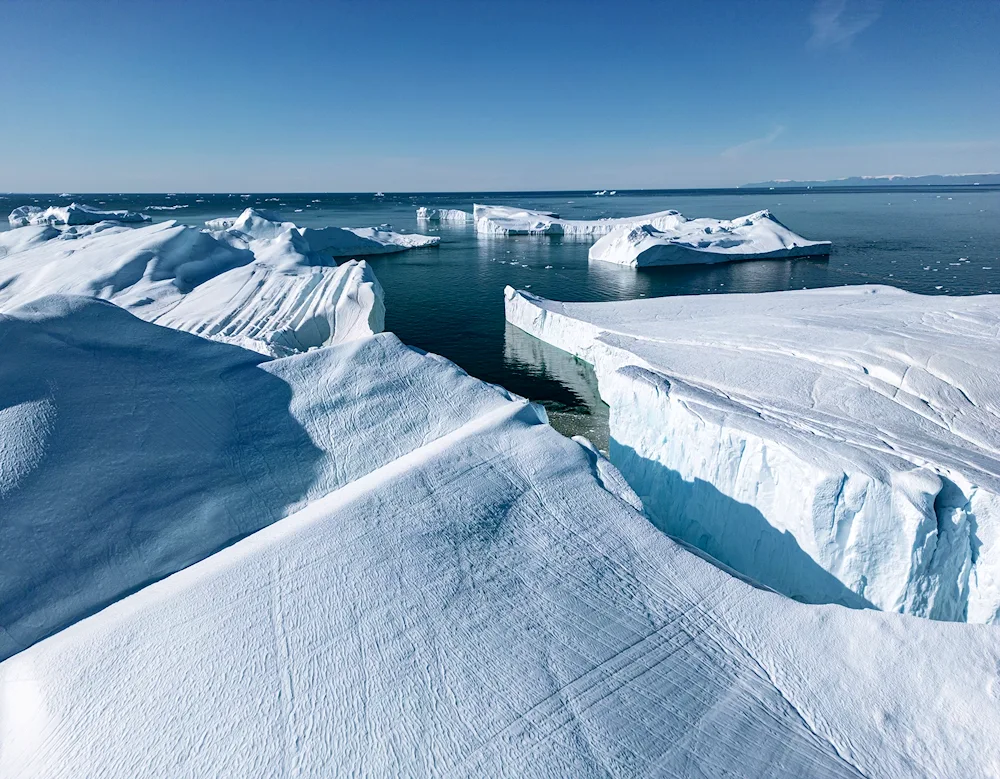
top-left (0, 295), bottom-right (521, 660)
top-left (0, 208), bottom-right (416, 355)
top-left (588, 210), bottom-right (831, 266)
top-left (9, 202), bottom-right (150, 227)
top-left (3, 295), bottom-right (1000, 777)
top-left (416, 206), bottom-right (471, 223)
top-left (505, 285), bottom-right (1000, 623)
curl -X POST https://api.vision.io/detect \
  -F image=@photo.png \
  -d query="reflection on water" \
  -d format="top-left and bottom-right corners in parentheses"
top-left (503, 322), bottom-right (609, 451)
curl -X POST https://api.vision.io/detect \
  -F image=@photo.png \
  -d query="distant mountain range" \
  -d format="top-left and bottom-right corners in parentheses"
top-left (743, 173), bottom-right (1000, 188)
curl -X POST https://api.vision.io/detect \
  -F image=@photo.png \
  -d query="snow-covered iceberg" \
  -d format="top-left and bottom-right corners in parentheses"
top-left (505, 284), bottom-right (1000, 623)
top-left (588, 210), bottom-right (832, 266)
top-left (474, 203), bottom-right (688, 237)
top-left (0, 209), bottom-right (397, 355)
top-left (206, 207), bottom-right (440, 255)
top-left (3, 294), bottom-right (1000, 778)
top-left (416, 206), bottom-right (471, 223)
top-left (8, 202), bottom-right (150, 227)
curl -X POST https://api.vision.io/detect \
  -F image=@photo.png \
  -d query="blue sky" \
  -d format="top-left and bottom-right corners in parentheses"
top-left (2, 0), bottom-right (998, 191)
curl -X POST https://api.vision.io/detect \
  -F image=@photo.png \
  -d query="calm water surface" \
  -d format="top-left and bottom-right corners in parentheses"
top-left (4, 188), bottom-right (999, 447)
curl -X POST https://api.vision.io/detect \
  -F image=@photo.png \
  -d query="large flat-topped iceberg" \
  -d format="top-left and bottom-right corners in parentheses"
top-left (9, 202), bottom-right (150, 227)
top-left (506, 285), bottom-right (1000, 623)
top-left (416, 206), bottom-right (471, 223)
top-left (0, 209), bottom-right (396, 355)
top-left (474, 203), bottom-right (683, 236)
top-left (589, 210), bottom-right (832, 266)
top-left (4, 295), bottom-right (1000, 778)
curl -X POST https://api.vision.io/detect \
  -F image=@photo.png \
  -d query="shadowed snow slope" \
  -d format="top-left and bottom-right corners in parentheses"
top-left (0, 211), bottom-right (388, 355)
top-left (0, 295), bottom-right (523, 661)
top-left (588, 210), bottom-right (831, 267)
top-left (8, 202), bottom-right (150, 227)
top-left (3, 295), bottom-right (1000, 777)
top-left (505, 285), bottom-right (1000, 623)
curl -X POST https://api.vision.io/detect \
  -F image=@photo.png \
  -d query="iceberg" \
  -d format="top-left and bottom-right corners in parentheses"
top-left (8, 202), bottom-right (150, 227)
top-left (3, 294), bottom-right (1000, 778)
top-left (588, 210), bottom-right (832, 267)
top-left (206, 207), bottom-right (440, 255)
top-left (416, 206), bottom-right (471, 223)
top-left (505, 284), bottom-right (1000, 623)
top-left (476, 203), bottom-right (699, 237)
top-left (0, 209), bottom-right (403, 355)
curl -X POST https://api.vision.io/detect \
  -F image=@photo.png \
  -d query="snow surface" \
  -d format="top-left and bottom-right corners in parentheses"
top-left (0, 209), bottom-right (413, 355)
top-left (505, 285), bottom-right (1000, 623)
top-left (3, 295), bottom-right (1000, 777)
top-left (588, 210), bottom-right (832, 267)
top-left (8, 202), bottom-right (150, 227)
top-left (416, 206), bottom-right (471, 223)
top-left (475, 204), bottom-right (696, 237)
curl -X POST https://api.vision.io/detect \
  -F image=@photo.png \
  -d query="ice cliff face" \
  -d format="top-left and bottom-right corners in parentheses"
top-left (474, 203), bottom-right (684, 236)
top-left (588, 209), bottom-right (831, 266)
top-left (505, 285), bottom-right (1000, 623)
top-left (0, 207), bottom-right (441, 355)
top-left (3, 295), bottom-right (1000, 778)
top-left (416, 206), bottom-right (471, 223)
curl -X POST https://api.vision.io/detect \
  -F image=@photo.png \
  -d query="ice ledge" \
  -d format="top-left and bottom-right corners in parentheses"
top-left (504, 284), bottom-right (1000, 623)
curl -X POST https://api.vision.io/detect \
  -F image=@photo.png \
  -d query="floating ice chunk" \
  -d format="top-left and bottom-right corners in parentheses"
top-left (505, 284), bottom-right (1000, 623)
top-left (208, 208), bottom-right (439, 256)
top-left (8, 202), bottom-right (151, 227)
top-left (415, 207), bottom-right (471, 223)
top-left (475, 203), bottom-right (684, 236)
top-left (588, 210), bottom-right (832, 267)
top-left (3, 297), bottom-right (1000, 777)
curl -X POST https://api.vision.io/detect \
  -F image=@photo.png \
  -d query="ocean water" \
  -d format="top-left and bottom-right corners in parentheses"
top-left (4, 188), bottom-right (999, 447)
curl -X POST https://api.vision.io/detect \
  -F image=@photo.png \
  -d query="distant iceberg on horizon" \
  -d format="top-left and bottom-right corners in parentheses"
top-left (744, 172), bottom-right (1000, 188)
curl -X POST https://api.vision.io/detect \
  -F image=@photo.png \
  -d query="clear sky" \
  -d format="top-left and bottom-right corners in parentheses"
top-left (2, 0), bottom-right (998, 191)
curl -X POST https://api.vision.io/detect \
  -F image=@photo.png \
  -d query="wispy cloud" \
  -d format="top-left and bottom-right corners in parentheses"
top-left (722, 125), bottom-right (786, 158)
top-left (808, 0), bottom-right (882, 49)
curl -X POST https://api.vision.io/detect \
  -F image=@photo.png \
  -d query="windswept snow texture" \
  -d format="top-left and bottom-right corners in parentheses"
top-left (475, 204), bottom-right (689, 237)
top-left (588, 210), bottom-right (831, 267)
top-left (3, 296), bottom-right (1000, 778)
top-left (505, 285), bottom-right (1000, 623)
top-left (0, 296), bottom-right (520, 660)
top-left (8, 202), bottom-right (150, 227)
top-left (207, 207), bottom-right (440, 255)
top-left (416, 206), bottom-right (471, 223)
top-left (0, 209), bottom-right (389, 355)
